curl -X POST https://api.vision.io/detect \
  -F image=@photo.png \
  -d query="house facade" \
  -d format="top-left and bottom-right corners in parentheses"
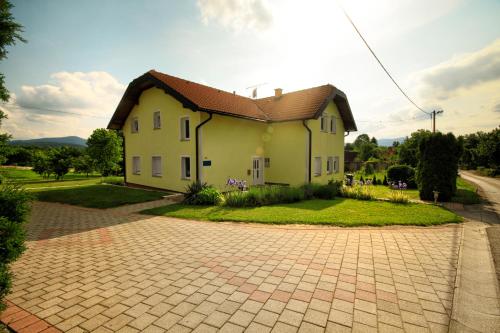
top-left (108, 70), bottom-right (357, 193)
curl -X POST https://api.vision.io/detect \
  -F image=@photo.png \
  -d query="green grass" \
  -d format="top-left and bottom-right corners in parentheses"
top-left (23, 176), bottom-right (123, 190)
top-left (0, 167), bottom-right (102, 183)
top-left (369, 185), bottom-right (419, 200)
top-left (35, 184), bottom-right (169, 209)
top-left (142, 198), bottom-right (461, 227)
top-left (452, 177), bottom-right (481, 204)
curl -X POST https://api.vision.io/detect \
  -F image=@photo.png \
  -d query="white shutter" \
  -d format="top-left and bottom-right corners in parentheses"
top-left (152, 156), bottom-right (161, 176)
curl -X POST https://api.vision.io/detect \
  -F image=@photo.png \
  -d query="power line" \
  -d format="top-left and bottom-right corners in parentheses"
top-left (337, 3), bottom-right (430, 116)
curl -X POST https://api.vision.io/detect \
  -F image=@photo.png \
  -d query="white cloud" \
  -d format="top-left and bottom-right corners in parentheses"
top-left (0, 71), bottom-right (125, 139)
top-left (197, 0), bottom-right (273, 31)
top-left (416, 39), bottom-right (500, 101)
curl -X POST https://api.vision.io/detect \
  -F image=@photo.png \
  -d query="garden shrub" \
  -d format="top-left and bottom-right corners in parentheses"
top-left (225, 185), bottom-right (305, 207)
top-left (0, 185), bottom-right (32, 311)
top-left (190, 187), bottom-right (223, 205)
top-left (387, 190), bottom-right (409, 204)
top-left (477, 167), bottom-right (497, 177)
top-left (184, 181), bottom-right (222, 205)
top-left (416, 132), bottom-right (462, 201)
top-left (224, 191), bottom-right (248, 207)
top-left (340, 185), bottom-right (374, 200)
top-left (382, 175), bottom-right (388, 186)
top-left (387, 165), bottom-right (416, 188)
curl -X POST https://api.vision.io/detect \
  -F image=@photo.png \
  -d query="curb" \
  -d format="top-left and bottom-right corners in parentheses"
top-left (449, 221), bottom-right (500, 332)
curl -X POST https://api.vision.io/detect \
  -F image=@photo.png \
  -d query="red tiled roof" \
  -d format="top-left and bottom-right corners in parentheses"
top-left (108, 70), bottom-right (357, 131)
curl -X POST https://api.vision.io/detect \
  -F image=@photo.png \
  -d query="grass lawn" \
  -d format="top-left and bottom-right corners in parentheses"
top-left (22, 176), bottom-right (123, 190)
top-left (142, 198), bottom-right (461, 227)
top-left (369, 185), bottom-right (419, 200)
top-left (0, 167), bottom-right (101, 183)
top-left (452, 177), bottom-right (481, 204)
top-left (35, 184), bottom-right (169, 209)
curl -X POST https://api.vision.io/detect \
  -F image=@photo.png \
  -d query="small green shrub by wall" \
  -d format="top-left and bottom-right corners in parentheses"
top-left (416, 132), bottom-right (462, 201)
top-left (0, 185), bottom-right (32, 312)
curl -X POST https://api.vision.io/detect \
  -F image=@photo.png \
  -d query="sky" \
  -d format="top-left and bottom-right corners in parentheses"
top-left (1, 0), bottom-right (499, 142)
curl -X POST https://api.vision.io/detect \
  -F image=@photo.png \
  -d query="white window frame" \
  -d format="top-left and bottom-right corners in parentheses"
top-left (181, 156), bottom-right (191, 180)
top-left (314, 157), bottom-right (322, 176)
top-left (330, 116), bottom-right (336, 134)
top-left (131, 117), bottom-right (139, 133)
top-left (334, 156), bottom-right (340, 173)
top-left (152, 156), bottom-right (162, 177)
top-left (327, 156), bottom-right (333, 174)
top-left (320, 114), bottom-right (327, 132)
top-left (132, 156), bottom-right (141, 175)
top-left (180, 116), bottom-right (190, 141)
top-left (153, 111), bottom-right (161, 129)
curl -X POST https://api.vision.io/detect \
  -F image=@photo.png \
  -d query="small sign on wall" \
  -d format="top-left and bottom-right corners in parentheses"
top-left (202, 160), bottom-right (212, 167)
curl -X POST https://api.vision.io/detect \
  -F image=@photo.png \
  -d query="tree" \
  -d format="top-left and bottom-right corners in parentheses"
top-left (73, 154), bottom-right (95, 177)
top-left (353, 134), bottom-right (370, 149)
top-left (416, 132), bottom-right (462, 201)
top-left (87, 129), bottom-right (123, 176)
top-left (49, 147), bottom-right (79, 180)
top-left (32, 151), bottom-right (51, 178)
top-left (358, 142), bottom-right (376, 161)
top-left (397, 130), bottom-right (432, 167)
top-left (0, 111), bottom-right (12, 165)
top-left (0, 1), bottom-right (26, 102)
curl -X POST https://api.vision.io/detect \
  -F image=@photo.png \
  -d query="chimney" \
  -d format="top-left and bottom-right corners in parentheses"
top-left (274, 88), bottom-right (283, 98)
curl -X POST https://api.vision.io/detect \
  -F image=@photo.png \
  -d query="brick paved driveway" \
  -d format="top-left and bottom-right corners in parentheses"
top-left (6, 202), bottom-right (462, 332)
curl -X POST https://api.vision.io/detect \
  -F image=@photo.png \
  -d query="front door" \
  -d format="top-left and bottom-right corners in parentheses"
top-left (252, 157), bottom-right (264, 185)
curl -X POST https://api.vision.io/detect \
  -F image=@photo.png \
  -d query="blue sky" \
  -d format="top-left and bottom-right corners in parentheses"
top-left (1, 0), bottom-right (499, 140)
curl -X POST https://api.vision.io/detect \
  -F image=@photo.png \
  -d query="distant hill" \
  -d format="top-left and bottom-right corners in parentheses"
top-left (377, 137), bottom-right (406, 147)
top-left (9, 136), bottom-right (86, 148)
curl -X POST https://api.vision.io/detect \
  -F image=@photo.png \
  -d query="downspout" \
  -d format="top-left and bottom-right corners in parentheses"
top-left (302, 120), bottom-right (312, 183)
top-left (344, 131), bottom-right (350, 137)
top-left (195, 112), bottom-right (213, 182)
top-left (122, 131), bottom-right (127, 184)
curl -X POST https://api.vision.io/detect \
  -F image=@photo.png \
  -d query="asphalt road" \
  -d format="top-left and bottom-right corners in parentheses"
top-left (460, 170), bottom-right (500, 218)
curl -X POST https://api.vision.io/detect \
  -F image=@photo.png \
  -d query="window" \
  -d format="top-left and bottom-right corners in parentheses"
top-left (132, 156), bottom-right (141, 174)
top-left (334, 156), bottom-right (340, 173)
top-left (131, 117), bottom-right (139, 133)
top-left (153, 111), bottom-right (161, 129)
top-left (181, 156), bottom-right (191, 179)
top-left (152, 156), bottom-right (162, 177)
top-left (180, 117), bottom-right (190, 140)
top-left (330, 116), bottom-right (336, 134)
top-left (264, 158), bottom-right (270, 168)
top-left (320, 114), bottom-right (327, 132)
top-left (327, 156), bottom-right (333, 174)
top-left (314, 157), bottom-right (322, 176)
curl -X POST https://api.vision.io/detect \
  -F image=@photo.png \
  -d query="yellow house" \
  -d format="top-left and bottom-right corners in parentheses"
top-left (108, 70), bottom-right (357, 193)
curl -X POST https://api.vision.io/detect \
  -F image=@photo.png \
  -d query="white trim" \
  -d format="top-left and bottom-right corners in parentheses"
top-left (132, 156), bottom-right (141, 175)
top-left (153, 110), bottom-right (161, 129)
top-left (180, 116), bottom-right (191, 141)
top-left (152, 155), bottom-right (162, 177)
top-left (181, 155), bottom-right (191, 180)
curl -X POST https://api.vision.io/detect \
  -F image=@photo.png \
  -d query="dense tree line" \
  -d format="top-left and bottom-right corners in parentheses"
top-left (1, 129), bottom-right (124, 179)
top-left (459, 127), bottom-right (499, 176)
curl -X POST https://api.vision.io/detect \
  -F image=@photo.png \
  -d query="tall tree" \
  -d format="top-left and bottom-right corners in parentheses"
top-left (87, 129), bottom-right (123, 176)
top-left (0, 0), bottom-right (26, 102)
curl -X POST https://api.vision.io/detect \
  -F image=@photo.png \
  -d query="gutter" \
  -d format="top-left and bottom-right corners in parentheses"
top-left (345, 131), bottom-right (350, 137)
top-left (302, 120), bottom-right (312, 183)
top-left (195, 112), bottom-right (213, 182)
top-left (122, 133), bottom-right (127, 184)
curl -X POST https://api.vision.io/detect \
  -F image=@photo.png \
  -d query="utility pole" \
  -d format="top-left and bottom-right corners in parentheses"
top-left (431, 110), bottom-right (444, 133)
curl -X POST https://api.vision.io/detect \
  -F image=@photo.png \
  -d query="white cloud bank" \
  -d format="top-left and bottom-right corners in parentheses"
top-left (197, 0), bottom-right (273, 31)
top-left (0, 71), bottom-right (125, 139)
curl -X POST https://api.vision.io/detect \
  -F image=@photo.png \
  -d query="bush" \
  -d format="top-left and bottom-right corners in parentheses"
top-left (387, 190), bottom-right (409, 204)
top-left (183, 181), bottom-right (222, 205)
top-left (0, 185), bottom-right (32, 223)
top-left (477, 167), bottom-right (497, 177)
top-left (301, 182), bottom-right (341, 200)
top-left (340, 185), bottom-right (374, 200)
top-left (416, 132), bottom-right (462, 201)
top-left (225, 185), bottom-right (305, 207)
top-left (0, 185), bottom-right (32, 312)
top-left (382, 175), bottom-right (388, 186)
top-left (387, 165), bottom-right (416, 188)
top-left (190, 187), bottom-right (223, 205)
top-left (224, 191), bottom-right (248, 207)
top-left (362, 162), bottom-right (375, 175)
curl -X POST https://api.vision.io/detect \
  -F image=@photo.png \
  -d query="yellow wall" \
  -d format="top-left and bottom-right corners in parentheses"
top-left (264, 122), bottom-right (308, 186)
top-left (308, 101), bottom-right (345, 183)
top-left (123, 87), bottom-right (199, 192)
top-left (199, 114), bottom-right (266, 190)
top-left (122, 89), bottom-right (346, 192)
